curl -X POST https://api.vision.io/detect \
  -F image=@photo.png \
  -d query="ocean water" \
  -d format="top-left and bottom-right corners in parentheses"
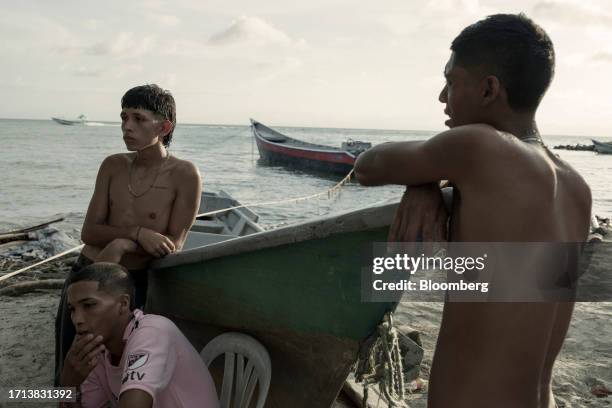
top-left (0, 118), bottom-right (610, 251)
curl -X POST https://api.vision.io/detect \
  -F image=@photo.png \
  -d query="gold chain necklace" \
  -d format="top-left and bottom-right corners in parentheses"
top-left (128, 153), bottom-right (170, 198)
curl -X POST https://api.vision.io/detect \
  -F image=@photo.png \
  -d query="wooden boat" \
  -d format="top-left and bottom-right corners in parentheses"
top-left (592, 139), bottom-right (612, 154)
top-left (251, 119), bottom-right (371, 176)
top-left (147, 193), bottom-right (399, 408)
top-left (51, 114), bottom-right (87, 126)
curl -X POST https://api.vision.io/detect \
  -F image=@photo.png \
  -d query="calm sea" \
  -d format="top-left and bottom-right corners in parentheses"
top-left (0, 119), bottom-right (610, 251)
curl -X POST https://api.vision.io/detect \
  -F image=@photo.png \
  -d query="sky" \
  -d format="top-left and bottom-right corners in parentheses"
top-left (0, 0), bottom-right (611, 136)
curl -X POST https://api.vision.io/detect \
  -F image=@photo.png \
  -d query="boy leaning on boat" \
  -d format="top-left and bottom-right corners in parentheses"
top-left (55, 84), bottom-right (202, 388)
top-left (58, 263), bottom-right (219, 408)
top-left (355, 14), bottom-right (591, 408)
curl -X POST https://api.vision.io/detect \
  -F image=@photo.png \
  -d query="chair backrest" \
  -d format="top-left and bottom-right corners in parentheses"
top-left (200, 332), bottom-right (272, 408)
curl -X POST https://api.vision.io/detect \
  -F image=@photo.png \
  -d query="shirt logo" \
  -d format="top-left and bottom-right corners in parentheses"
top-left (127, 352), bottom-right (149, 370)
top-left (122, 371), bottom-right (146, 384)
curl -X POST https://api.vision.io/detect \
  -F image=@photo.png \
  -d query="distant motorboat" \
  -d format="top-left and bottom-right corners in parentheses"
top-left (51, 114), bottom-right (87, 126)
top-left (592, 139), bottom-right (612, 154)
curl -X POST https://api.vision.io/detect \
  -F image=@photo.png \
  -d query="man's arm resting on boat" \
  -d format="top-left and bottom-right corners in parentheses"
top-left (164, 161), bottom-right (202, 251)
top-left (81, 155), bottom-right (140, 247)
top-left (95, 239), bottom-right (139, 263)
top-left (354, 124), bottom-right (496, 187)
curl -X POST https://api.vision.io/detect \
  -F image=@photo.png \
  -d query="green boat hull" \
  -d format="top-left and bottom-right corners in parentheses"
top-left (147, 202), bottom-right (399, 407)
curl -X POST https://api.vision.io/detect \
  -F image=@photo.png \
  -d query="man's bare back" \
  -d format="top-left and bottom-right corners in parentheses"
top-left (429, 134), bottom-right (590, 408)
top-left (354, 14), bottom-right (592, 407)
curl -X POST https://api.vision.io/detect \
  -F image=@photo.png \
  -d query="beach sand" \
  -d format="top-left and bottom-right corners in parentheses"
top-left (1, 237), bottom-right (611, 407)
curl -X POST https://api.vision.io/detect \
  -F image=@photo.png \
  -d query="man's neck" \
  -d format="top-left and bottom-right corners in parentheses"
top-left (135, 143), bottom-right (167, 166)
top-left (488, 111), bottom-right (540, 142)
top-left (107, 313), bottom-right (134, 365)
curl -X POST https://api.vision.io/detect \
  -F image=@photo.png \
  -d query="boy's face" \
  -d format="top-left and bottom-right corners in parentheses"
top-left (67, 281), bottom-right (128, 345)
top-left (438, 52), bottom-right (483, 128)
top-left (120, 107), bottom-right (166, 151)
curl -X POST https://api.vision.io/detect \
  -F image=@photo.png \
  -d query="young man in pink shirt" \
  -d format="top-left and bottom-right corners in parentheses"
top-left (60, 262), bottom-right (219, 408)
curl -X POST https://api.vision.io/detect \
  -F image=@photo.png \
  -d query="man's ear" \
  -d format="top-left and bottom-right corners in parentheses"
top-left (118, 294), bottom-right (131, 315)
top-left (161, 119), bottom-right (173, 138)
top-left (481, 75), bottom-right (501, 107)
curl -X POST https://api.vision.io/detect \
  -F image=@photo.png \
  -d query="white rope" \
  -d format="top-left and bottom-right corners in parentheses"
top-left (0, 244), bottom-right (84, 283)
top-left (196, 169), bottom-right (353, 218)
top-left (1, 169), bottom-right (354, 283)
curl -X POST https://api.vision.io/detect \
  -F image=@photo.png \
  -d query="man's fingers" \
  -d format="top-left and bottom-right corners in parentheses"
top-left (403, 218), bottom-right (421, 243)
top-left (422, 217), bottom-right (435, 242)
top-left (85, 345), bottom-right (105, 365)
top-left (388, 214), bottom-right (403, 242)
top-left (71, 334), bottom-right (93, 358)
top-left (143, 243), bottom-right (162, 257)
top-left (159, 242), bottom-right (173, 256)
top-left (163, 237), bottom-right (176, 252)
top-left (435, 213), bottom-right (448, 243)
top-left (388, 216), bottom-right (399, 242)
top-left (76, 335), bottom-right (103, 361)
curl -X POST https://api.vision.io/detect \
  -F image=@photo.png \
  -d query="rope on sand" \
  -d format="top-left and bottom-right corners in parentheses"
top-left (0, 170), bottom-right (354, 282)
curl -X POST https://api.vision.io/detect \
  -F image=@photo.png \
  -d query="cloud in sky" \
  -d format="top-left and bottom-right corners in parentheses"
top-left (72, 66), bottom-right (103, 77)
top-left (148, 14), bottom-right (181, 27)
top-left (591, 52), bottom-right (612, 63)
top-left (532, 0), bottom-right (612, 25)
top-left (208, 16), bottom-right (301, 47)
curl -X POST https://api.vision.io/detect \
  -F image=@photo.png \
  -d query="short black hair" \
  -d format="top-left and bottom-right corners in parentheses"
top-left (67, 262), bottom-right (135, 310)
top-left (451, 13), bottom-right (555, 112)
top-left (121, 84), bottom-right (176, 148)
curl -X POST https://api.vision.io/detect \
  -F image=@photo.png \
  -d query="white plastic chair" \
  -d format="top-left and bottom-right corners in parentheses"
top-left (200, 332), bottom-right (272, 408)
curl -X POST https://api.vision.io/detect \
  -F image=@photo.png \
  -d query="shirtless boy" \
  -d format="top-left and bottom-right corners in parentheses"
top-left (60, 262), bottom-right (219, 408)
top-left (55, 84), bottom-right (202, 385)
top-left (354, 14), bottom-right (591, 408)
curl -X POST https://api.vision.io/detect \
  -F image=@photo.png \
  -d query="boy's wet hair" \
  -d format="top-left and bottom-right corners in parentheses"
top-left (121, 84), bottom-right (176, 148)
top-left (451, 13), bottom-right (555, 112)
top-left (67, 262), bottom-right (135, 310)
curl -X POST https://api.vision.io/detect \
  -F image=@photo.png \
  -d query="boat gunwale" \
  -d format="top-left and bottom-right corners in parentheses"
top-left (151, 200), bottom-right (398, 270)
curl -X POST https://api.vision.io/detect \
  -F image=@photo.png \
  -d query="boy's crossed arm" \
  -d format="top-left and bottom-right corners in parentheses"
top-left (84, 156), bottom-right (201, 262)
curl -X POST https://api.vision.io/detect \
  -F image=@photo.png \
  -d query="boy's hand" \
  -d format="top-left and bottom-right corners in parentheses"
top-left (388, 183), bottom-right (448, 255)
top-left (95, 238), bottom-right (138, 263)
top-left (61, 334), bottom-right (105, 387)
top-left (137, 228), bottom-right (176, 258)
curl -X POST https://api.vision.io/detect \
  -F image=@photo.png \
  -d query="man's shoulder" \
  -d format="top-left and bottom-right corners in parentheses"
top-left (170, 156), bottom-right (199, 173)
top-left (168, 156), bottom-right (200, 181)
top-left (100, 153), bottom-right (132, 168)
top-left (429, 124), bottom-right (509, 155)
top-left (133, 313), bottom-right (179, 335)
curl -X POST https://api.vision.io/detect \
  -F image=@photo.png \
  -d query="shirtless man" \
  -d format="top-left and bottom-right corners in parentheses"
top-left (60, 262), bottom-right (218, 408)
top-left (354, 14), bottom-right (591, 408)
top-left (55, 84), bottom-right (202, 385)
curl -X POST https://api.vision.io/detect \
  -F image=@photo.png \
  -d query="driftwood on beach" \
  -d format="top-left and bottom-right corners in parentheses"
top-left (0, 278), bottom-right (65, 296)
top-left (0, 256), bottom-right (74, 292)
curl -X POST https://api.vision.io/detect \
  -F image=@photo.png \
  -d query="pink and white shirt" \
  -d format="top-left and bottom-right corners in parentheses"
top-left (80, 309), bottom-right (219, 408)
